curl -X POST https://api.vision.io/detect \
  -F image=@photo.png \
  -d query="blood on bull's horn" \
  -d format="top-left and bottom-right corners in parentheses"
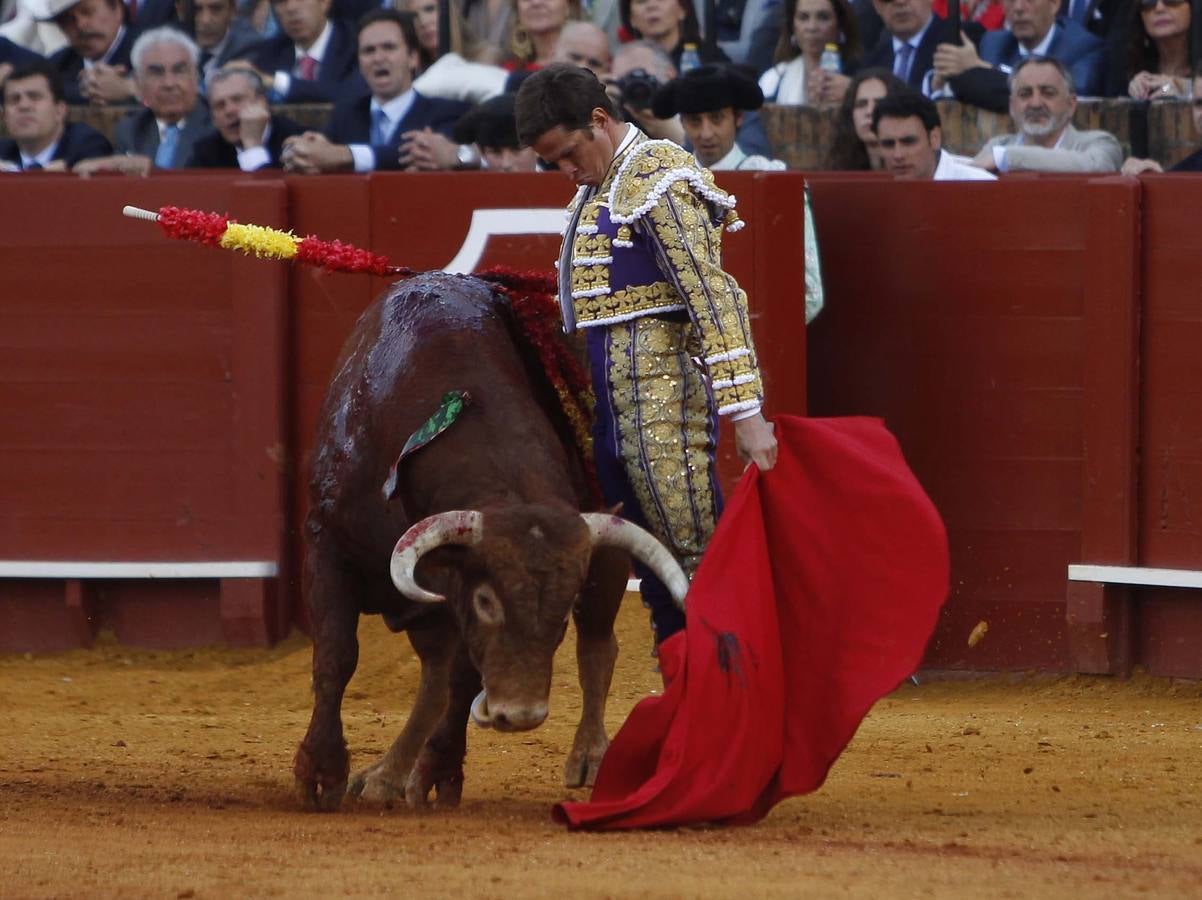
top-left (581, 513), bottom-right (689, 610)
top-left (390, 510), bottom-right (485, 602)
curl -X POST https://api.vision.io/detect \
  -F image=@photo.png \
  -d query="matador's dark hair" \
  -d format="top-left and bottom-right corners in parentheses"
top-left (514, 62), bottom-right (617, 147)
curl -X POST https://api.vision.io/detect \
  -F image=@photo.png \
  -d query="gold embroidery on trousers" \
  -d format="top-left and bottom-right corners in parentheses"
top-left (605, 317), bottom-right (717, 575)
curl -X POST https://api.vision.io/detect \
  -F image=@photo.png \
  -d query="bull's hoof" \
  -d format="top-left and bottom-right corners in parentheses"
top-left (347, 764), bottom-right (407, 807)
top-left (404, 760), bottom-right (464, 810)
top-left (293, 741), bottom-right (349, 812)
top-left (564, 735), bottom-right (608, 788)
top-left (296, 776), bottom-right (347, 812)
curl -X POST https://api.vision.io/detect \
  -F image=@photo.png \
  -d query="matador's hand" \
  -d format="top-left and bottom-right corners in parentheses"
top-left (735, 413), bottom-right (777, 472)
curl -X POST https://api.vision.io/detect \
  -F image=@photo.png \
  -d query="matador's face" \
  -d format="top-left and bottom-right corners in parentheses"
top-left (530, 121), bottom-right (616, 187)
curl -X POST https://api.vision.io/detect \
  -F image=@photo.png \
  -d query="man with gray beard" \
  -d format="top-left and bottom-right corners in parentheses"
top-left (969, 55), bottom-right (1121, 174)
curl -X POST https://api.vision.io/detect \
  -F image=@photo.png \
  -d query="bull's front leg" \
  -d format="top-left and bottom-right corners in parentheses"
top-left (565, 547), bottom-right (628, 788)
top-left (405, 641), bottom-right (479, 809)
top-left (294, 545), bottom-right (361, 812)
top-left (348, 615), bottom-right (457, 806)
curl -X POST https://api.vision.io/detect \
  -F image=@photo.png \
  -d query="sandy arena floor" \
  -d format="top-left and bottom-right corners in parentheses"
top-left (2, 598), bottom-right (1201, 899)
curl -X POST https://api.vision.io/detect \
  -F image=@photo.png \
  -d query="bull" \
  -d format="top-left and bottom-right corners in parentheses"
top-left (293, 272), bottom-right (686, 811)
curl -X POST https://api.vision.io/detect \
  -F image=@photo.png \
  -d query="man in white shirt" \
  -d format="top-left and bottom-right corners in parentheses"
top-left (872, 87), bottom-right (997, 180)
top-left (970, 56), bottom-right (1121, 173)
top-left (232, 0), bottom-right (363, 102)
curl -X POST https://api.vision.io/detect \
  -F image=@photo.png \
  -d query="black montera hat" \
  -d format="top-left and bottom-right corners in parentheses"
top-left (452, 94), bottom-right (521, 150)
top-left (651, 64), bottom-right (764, 119)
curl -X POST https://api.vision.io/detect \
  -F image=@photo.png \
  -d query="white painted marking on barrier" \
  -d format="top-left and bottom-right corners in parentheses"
top-left (444, 209), bottom-right (568, 274)
top-left (0, 561), bottom-right (278, 579)
top-left (1067, 564), bottom-right (1202, 589)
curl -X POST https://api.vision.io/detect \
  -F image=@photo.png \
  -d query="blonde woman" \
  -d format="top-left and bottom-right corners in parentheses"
top-left (505, 0), bottom-right (582, 71)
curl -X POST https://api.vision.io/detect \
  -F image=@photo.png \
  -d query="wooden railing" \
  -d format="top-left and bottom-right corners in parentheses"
top-left (1, 98), bottom-right (1197, 169)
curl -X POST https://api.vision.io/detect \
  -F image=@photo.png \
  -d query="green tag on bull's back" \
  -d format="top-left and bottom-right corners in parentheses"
top-left (382, 390), bottom-right (471, 501)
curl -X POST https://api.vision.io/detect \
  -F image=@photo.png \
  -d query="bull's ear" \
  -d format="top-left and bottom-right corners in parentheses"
top-left (472, 583), bottom-right (505, 627)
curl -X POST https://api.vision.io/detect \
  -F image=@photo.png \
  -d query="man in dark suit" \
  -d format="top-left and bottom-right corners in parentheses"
top-left (0, 60), bottom-right (112, 170)
top-left (0, 35), bottom-right (45, 73)
top-left (860, 0), bottom-right (944, 90)
top-left (175, 0), bottom-right (264, 86)
top-left (127, 0), bottom-right (179, 28)
top-left (231, 0), bottom-right (363, 103)
top-left (283, 9), bottom-right (468, 173)
top-left (930, 0), bottom-right (1106, 110)
top-left (189, 66), bottom-right (304, 167)
top-left (44, 0), bottom-right (140, 103)
top-left (1058, 0), bottom-right (1122, 38)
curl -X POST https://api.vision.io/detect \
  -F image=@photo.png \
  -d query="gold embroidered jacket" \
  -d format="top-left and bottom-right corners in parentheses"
top-left (561, 134), bottom-right (764, 418)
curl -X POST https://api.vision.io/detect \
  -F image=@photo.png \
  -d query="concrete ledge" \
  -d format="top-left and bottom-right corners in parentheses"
top-left (0, 561), bottom-right (279, 579)
top-left (1068, 564), bottom-right (1202, 589)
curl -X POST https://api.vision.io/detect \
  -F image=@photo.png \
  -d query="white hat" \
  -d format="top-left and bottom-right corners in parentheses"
top-left (33, 0), bottom-right (85, 21)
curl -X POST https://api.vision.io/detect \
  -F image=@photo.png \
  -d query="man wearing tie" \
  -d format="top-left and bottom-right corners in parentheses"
top-left (235, 0), bottom-right (363, 102)
top-left (928, 0), bottom-right (1107, 110)
top-left (282, 9), bottom-right (468, 173)
top-left (860, 0), bottom-right (944, 89)
top-left (74, 27), bottom-right (211, 175)
top-left (0, 60), bottom-right (112, 170)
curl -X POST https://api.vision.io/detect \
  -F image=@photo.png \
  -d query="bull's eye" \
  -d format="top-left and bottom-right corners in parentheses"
top-left (472, 585), bottom-right (504, 627)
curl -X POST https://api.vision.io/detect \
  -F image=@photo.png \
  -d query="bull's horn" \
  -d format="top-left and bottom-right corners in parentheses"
top-left (390, 510), bottom-right (484, 603)
top-left (582, 513), bottom-right (689, 610)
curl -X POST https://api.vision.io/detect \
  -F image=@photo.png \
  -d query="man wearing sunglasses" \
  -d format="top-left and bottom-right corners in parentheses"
top-left (927, 0), bottom-right (1106, 111)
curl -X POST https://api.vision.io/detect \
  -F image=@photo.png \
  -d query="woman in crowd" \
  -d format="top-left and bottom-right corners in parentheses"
top-left (619, 0), bottom-right (728, 70)
top-left (1126, 0), bottom-right (1193, 99)
top-left (462, 0), bottom-right (516, 54)
top-left (824, 67), bottom-right (904, 169)
top-left (504, 0), bottom-right (584, 69)
top-left (758, 0), bottom-right (861, 106)
top-left (506, 0), bottom-right (583, 70)
top-left (399, 0), bottom-right (497, 66)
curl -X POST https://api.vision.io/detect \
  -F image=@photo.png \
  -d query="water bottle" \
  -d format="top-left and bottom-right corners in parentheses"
top-left (680, 43), bottom-right (701, 73)
top-left (819, 42), bottom-right (841, 74)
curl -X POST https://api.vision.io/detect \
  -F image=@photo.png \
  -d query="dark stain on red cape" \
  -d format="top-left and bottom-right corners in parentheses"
top-left (553, 415), bottom-right (950, 830)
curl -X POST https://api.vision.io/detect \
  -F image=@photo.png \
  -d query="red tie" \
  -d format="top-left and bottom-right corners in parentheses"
top-left (298, 54), bottom-right (317, 80)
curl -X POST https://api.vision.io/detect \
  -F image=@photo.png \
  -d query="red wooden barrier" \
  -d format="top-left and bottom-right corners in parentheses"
top-left (807, 175), bottom-right (1141, 672)
top-left (1133, 177), bottom-right (1202, 677)
top-left (0, 175), bottom-right (290, 650)
top-left (3, 172), bottom-right (1200, 678)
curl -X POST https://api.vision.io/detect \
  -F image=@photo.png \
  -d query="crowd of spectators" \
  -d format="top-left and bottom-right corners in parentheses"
top-left (0, 0), bottom-right (1199, 175)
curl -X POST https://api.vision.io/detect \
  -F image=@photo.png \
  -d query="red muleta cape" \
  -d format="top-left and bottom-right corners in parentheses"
top-left (554, 415), bottom-right (950, 829)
